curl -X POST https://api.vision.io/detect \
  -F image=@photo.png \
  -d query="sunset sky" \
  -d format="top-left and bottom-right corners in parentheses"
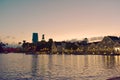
top-left (0, 0), bottom-right (120, 43)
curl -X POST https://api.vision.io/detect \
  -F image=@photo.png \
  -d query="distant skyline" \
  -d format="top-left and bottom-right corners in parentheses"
top-left (0, 0), bottom-right (120, 43)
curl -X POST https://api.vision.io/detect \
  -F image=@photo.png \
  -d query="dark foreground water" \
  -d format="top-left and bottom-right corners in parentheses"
top-left (0, 53), bottom-right (120, 80)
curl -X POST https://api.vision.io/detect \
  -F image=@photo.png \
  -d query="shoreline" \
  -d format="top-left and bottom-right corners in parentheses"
top-left (107, 77), bottom-right (120, 80)
top-left (1, 52), bottom-right (120, 56)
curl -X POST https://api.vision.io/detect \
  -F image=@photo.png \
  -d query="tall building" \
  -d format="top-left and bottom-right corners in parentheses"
top-left (32, 33), bottom-right (38, 43)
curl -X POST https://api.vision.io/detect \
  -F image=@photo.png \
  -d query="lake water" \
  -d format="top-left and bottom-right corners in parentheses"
top-left (0, 53), bottom-right (120, 80)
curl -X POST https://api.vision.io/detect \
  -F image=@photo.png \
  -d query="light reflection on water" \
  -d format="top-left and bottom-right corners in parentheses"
top-left (0, 53), bottom-right (120, 80)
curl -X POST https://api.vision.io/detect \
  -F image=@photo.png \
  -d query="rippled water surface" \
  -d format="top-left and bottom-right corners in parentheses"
top-left (0, 53), bottom-right (120, 80)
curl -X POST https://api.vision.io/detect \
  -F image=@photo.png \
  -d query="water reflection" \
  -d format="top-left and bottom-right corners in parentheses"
top-left (47, 55), bottom-right (53, 79)
top-left (84, 55), bottom-right (88, 68)
top-left (31, 55), bottom-right (39, 77)
top-left (102, 56), bottom-right (116, 69)
top-left (0, 54), bottom-right (120, 80)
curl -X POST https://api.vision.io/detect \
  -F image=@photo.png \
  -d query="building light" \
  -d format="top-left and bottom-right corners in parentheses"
top-left (114, 47), bottom-right (120, 52)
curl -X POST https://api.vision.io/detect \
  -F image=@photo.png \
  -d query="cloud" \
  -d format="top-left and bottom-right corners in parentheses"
top-left (0, 35), bottom-right (16, 44)
top-left (89, 36), bottom-right (103, 42)
top-left (5, 36), bottom-right (10, 39)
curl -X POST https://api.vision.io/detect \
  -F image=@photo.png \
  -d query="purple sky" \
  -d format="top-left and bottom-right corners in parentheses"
top-left (0, 0), bottom-right (120, 43)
